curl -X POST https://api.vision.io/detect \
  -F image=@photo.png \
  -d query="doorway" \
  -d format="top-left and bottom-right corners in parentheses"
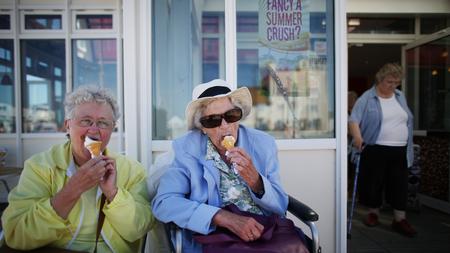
top-left (347, 43), bottom-right (403, 203)
top-left (348, 43), bottom-right (402, 96)
top-left (347, 36), bottom-right (450, 251)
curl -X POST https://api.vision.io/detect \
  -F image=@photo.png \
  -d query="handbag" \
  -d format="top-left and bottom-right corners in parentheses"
top-left (194, 204), bottom-right (310, 253)
top-left (0, 195), bottom-right (106, 253)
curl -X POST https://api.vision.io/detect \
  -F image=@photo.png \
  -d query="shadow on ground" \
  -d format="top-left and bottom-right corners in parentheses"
top-left (347, 203), bottom-right (450, 253)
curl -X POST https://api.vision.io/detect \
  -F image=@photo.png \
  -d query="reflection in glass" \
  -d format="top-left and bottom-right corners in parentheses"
top-left (202, 12), bottom-right (225, 83)
top-left (406, 35), bottom-right (450, 131)
top-left (347, 17), bottom-right (414, 34)
top-left (76, 15), bottom-right (113, 29)
top-left (25, 15), bottom-right (62, 30)
top-left (405, 34), bottom-right (450, 203)
top-left (0, 15), bottom-right (11, 30)
top-left (72, 39), bottom-right (117, 96)
top-left (202, 38), bottom-right (219, 82)
top-left (152, 0), bottom-right (225, 140)
top-left (202, 15), bottom-right (219, 33)
top-left (237, 49), bottom-right (258, 86)
top-left (21, 40), bottom-right (66, 133)
top-left (310, 12), bottom-right (327, 34)
top-left (237, 0), bottom-right (334, 139)
top-left (0, 40), bottom-right (15, 133)
top-left (237, 13), bottom-right (258, 33)
top-left (420, 16), bottom-right (450, 34)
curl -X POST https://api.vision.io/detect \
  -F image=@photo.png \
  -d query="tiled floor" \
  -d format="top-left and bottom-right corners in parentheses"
top-left (347, 204), bottom-right (450, 252)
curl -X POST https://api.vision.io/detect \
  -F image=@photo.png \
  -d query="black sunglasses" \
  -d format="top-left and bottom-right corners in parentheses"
top-left (200, 108), bottom-right (243, 128)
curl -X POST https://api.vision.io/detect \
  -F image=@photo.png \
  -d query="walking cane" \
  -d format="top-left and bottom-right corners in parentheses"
top-left (347, 151), bottom-right (361, 239)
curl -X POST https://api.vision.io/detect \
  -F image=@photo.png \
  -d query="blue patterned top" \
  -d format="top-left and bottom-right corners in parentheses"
top-left (205, 139), bottom-right (263, 214)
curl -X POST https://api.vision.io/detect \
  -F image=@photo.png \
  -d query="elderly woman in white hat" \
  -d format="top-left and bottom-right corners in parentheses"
top-left (152, 79), bottom-right (289, 253)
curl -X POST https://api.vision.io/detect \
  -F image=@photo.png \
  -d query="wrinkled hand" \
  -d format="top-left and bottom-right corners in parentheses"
top-left (67, 157), bottom-right (108, 195)
top-left (52, 157), bottom-right (109, 219)
top-left (226, 147), bottom-right (263, 193)
top-left (212, 209), bottom-right (264, 242)
top-left (99, 156), bottom-right (118, 202)
top-left (66, 156), bottom-right (117, 201)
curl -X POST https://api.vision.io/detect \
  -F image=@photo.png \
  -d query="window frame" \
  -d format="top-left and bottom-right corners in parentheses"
top-left (202, 13), bottom-right (226, 80)
top-left (20, 10), bottom-right (66, 34)
top-left (71, 10), bottom-right (117, 34)
top-left (149, 0), bottom-right (337, 150)
top-left (0, 11), bottom-right (14, 34)
top-left (16, 7), bottom-right (123, 135)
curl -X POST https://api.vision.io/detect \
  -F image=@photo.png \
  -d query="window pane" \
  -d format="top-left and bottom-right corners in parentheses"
top-left (236, 0), bottom-right (334, 139)
top-left (420, 16), bottom-right (450, 34)
top-left (406, 35), bottom-right (450, 203)
top-left (25, 15), bottom-right (62, 30)
top-left (0, 40), bottom-right (15, 133)
top-left (237, 13), bottom-right (258, 33)
top-left (237, 49), bottom-right (258, 86)
top-left (202, 15), bottom-right (219, 33)
top-left (72, 39), bottom-right (117, 95)
top-left (152, 0), bottom-right (225, 140)
top-left (310, 12), bottom-right (326, 34)
top-left (202, 38), bottom-right (219, 82)
top-left (76, 14), bottom-right (113, 29)
top-left (0, 15), bottom-right (11, 30)
top-left (406, 35), bottom-right (450, 131)
top-left (347, 17), bottom-right (414, 34)
top-left (21, 40), bottom-right (66, 133)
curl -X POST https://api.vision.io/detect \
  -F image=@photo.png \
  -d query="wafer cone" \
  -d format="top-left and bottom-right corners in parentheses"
top-left (84, 136), bottom-right (102, 157)
top-left (221, 136), bottom-right (235, 150)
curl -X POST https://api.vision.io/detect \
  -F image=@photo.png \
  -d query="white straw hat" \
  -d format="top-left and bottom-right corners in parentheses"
top-left (185, 79), bottom-right (252, 130)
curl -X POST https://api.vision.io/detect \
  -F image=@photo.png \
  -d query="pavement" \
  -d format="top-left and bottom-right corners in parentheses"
top-left (347, 203), bottom-right (450, 252)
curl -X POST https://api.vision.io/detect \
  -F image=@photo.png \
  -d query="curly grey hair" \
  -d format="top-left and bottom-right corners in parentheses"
top-left (64, 86), bottom-right (120, 121)
top-left (192, 96), bottom-right (245, 130)
top-left (375, 63), bottom-right (403, 84)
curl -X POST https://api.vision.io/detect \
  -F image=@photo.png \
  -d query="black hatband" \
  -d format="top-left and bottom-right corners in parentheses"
top-left (198, 86), bottom-right (231, 98)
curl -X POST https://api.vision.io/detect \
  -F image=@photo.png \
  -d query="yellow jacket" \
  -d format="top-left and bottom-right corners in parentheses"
top-left (1, 141), bottom-right (154, 252)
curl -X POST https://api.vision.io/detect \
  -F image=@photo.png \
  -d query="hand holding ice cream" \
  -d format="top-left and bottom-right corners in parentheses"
top-left (222, 135), bottom-right (238, 174)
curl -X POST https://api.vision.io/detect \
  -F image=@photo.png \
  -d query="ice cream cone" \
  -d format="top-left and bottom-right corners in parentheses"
top-left (221, 136), bottom-right (235, 150)
top-left (84, 136), bottom-right (102, 158)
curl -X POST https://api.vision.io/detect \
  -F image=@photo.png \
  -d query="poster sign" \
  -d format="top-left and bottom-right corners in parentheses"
top-left (259, 0), bottom-right (310, 51)
top-left (258, 0), bottom-right (311, 99)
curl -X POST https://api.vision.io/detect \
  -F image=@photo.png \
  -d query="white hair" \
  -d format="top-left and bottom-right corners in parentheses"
top-left (64, 86), bottom-right (120, 121)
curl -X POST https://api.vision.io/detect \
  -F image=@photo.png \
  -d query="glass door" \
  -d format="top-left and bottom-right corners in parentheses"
top-left (403, 27), bottom-right (450, 213)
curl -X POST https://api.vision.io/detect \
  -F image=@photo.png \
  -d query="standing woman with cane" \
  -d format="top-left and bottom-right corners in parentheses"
top-left (349, 63), bottom-right (416, 237)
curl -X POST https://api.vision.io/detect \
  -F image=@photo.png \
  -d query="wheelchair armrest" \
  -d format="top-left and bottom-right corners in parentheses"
top-left (287, 195), bottom-right (319, 222)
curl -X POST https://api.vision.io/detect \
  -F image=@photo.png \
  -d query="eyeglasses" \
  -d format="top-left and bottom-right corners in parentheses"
top-left (200, 108), bottom-right (242, 128)
top-left (73, 117), bottom-right (115, 129)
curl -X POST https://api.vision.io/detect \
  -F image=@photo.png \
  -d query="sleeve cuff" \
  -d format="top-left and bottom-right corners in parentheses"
top-left (187, 203), bottom-right (221, 234)
top-left (45, 198), bottom-right (76, 232)
top-left (104, 187), bottom-right (126, 210)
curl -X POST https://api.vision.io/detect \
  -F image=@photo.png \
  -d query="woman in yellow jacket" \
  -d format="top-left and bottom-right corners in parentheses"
top-left (1, 86), bottom-right (154, 252)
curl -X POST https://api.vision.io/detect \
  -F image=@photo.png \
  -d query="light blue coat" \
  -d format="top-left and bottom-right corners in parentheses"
top-left (152, 125), bottom-right (288, 253)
